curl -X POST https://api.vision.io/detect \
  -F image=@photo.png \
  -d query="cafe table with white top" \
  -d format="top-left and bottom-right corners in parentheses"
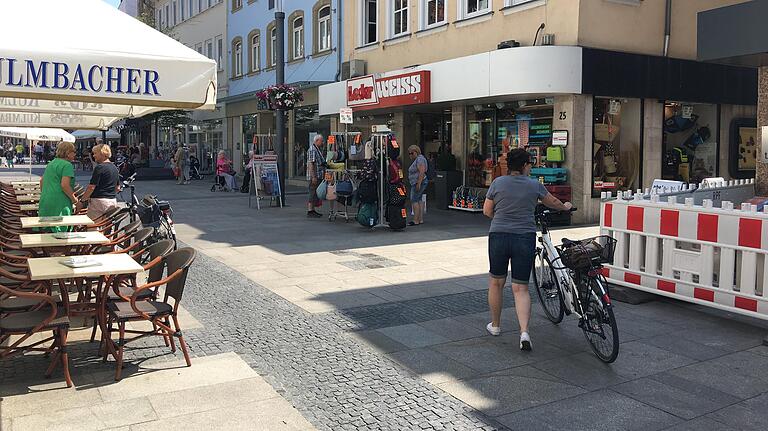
top-left (19, 231), bottom-right (109, 249)
top-left (27, 253), bottom-right (145, 357)
top-left (20, 215), bottom-right (94, 229)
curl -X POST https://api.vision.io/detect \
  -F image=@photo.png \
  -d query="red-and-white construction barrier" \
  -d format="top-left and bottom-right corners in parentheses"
top-left (599, 183), bottom-right (768, 320)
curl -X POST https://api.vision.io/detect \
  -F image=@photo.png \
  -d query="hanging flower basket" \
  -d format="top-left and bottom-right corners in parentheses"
top-left (256, 84), bottom-right (304, 111)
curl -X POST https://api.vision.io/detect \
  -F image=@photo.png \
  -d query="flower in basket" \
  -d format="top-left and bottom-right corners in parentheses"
top-left (256, 85), bottom-right (304, 110)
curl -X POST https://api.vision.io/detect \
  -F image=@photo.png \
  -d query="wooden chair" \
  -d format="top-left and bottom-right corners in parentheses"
top-left (0, 284), bottom-right (72, 387)
top-left (103, 248), bottom-right (196, 380)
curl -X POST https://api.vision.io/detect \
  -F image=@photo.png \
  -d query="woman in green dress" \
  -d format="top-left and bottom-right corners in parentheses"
top-left (38, 141), bottom-right (80, 232)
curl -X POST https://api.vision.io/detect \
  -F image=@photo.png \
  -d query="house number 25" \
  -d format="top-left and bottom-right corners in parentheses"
top-left (559, 111), bottom-right (567, 120)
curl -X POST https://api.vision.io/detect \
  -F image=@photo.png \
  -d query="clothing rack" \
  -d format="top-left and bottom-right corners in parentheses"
top-left (372, 132), bottom-right (391, 229)
top-left (250, 133), bottom-right (275, 155)
top-left (327, 168), bottom-right (360, 222)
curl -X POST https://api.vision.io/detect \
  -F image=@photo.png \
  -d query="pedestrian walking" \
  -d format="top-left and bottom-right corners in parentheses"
top-left (407, 145), bottom-right (428, 226)
top-left (483, 149), bottom-right (572, 351)
top-left (81, 143), bottom-right (120, 220)
top-left (4, 139), bottom-right (14, 168)
top-left (306, 134), bottom-right (326, 217)
top-left (34, 142), bottom-right (44, 163)
top-left (15, 141), bottom-right (24, 164)
top-left (174, 144), bottom-right (190, 184)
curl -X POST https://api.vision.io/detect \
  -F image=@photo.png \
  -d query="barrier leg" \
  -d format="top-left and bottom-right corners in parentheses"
top-left (615, 232), bottom-right (628, 269)
top-left (662, 239), bottom-right (675, 279)
top-left (700, 245), bottom-right (714, 286)
top-left (629, 233), bottom-right (643, 272)
top-left (645, 236), bottom-right (659, 275)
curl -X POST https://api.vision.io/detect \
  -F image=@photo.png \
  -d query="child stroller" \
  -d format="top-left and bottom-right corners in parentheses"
top-left (189, 155), bottom-right (204, 180)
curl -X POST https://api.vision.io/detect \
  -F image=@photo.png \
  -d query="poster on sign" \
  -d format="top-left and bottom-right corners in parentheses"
top-left (339, 108), bottom-right (353, 124)
top-left (249, 154), bottom-right (283, 209)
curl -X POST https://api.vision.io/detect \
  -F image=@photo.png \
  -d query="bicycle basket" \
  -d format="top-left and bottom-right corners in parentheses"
top-left (555, 235), bottom-right (617, 271)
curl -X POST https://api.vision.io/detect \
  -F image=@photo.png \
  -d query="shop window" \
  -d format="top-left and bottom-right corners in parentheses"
top-left (294, 106), bottom-right (331, 178)
top-left (661, 102), bottom-right (718, 184)
top-left (316, 4), bottom-right (332, 53)
top-left (422, 0), bottom-right (445, 28)
top-left (391, 0), bottom-right (409, 36)
top-left (728, 118), bottom-right (757, 179)
top-left (361, 0), bottom-right (378, 45)
top-left (592, 97), bottom-right (642, 197)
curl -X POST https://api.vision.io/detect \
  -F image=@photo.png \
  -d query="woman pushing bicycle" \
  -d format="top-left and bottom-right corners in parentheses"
top-left (483, 149), bottom-right (572, 351)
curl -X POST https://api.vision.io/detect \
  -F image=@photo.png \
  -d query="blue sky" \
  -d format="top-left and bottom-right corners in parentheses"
top-left (102, 0), bottom-right (120, 7)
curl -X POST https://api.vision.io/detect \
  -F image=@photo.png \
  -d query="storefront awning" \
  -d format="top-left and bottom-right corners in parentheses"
top-left (0, 0), bottom-right (217, 129)
top-left (0, 127), bottom-right (75, 142)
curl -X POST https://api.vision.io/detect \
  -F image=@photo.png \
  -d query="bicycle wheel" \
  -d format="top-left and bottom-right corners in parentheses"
top-left (532, 251), bottom-right (564, 324)
top-left (581, 280), bottom-right (620, 363)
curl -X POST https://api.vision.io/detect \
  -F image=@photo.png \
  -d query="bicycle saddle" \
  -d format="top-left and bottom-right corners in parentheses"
top-left (561, 238), bottom-right (577, 246)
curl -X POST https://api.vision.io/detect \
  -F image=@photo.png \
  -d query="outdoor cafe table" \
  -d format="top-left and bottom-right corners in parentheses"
top-left (19, 232), bottom-right (109, 249)
top-left (20, 215), bottom-right (94, 229)
top-left (27, 253), bottom-right (145, 360)
top-left (16, 195), bottom-right (39, 203)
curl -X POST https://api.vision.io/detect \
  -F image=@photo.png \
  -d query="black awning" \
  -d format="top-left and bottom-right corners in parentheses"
top-left (582, 48), bottom-right (757, 106)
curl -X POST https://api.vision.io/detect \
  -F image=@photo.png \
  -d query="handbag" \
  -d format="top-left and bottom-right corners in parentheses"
top-left (594, 115), bottom-right (619, 143)
top-left (336, 180), bottom-right (354, 196)
top-left (326, 182), bottom-right (337, 201)
top-left (364, 140), bottom-right (374, 159)
top-left (316, 179), bottom-right (328, 200)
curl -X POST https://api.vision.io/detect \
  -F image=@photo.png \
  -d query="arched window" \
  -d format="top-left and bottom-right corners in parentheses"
top-left (231, 37), bottom-right (243, 77)
top-left (249, 30), bottom-right (261, 73)
top-left (292, 16), bottom-right (304, 60)
top-left (318, 6), bottom-right (331, 52)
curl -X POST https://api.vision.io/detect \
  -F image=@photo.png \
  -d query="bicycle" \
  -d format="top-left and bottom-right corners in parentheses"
top-left (118, 173), bottom-right (178, 249)
top-left (532, 207), bottom-right (620, 363)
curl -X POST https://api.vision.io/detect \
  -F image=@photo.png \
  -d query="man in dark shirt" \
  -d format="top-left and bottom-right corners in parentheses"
top-left (82, 142), bottom-right (120, 220)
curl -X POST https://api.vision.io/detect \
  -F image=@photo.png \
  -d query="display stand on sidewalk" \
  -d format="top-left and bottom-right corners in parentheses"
top-left (248, 154), bottom-right (283, 209)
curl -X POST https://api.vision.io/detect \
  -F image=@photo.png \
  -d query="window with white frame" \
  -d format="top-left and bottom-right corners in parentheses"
top-left (165, 4), bottom-right (170, 28)
top-left (292, 17), bottom-right (304, 60)
top-left (172, 1), bottom-right (177, 25)
top-left (270, 27), bottom-right (277, 66)
top-left (157, 9), bottom-right (162, 29)
top-left (189, 0), bottom-right (194, 16)
top-left (206, 39), bottom-right (214, 60)
top-left (391, 0), bottom-right (408, 36)
top-left (362, 0), bottom-right (378, 45)
top-left (181, 0), bottom-right (185, 20)
top-left (460, 0), bottom-right (490, 18)
top-left (250, 33), bottom-right (260, 72)
top-left (198, 0), bottom-right (203, 13)
top-left (233, 39), bottom-right (243, 76)
top-left (195, 43), bottom-right (203, 55)
top-left (233, 0), bottom-right (242, 10)
top-left (216, 36), bottom-right (224, 71)
top-left (318, 6), bottom-right (331, 52)
top-left (423, 0), bottom-right (445, 28)
top-left (504, 0), bottom-right (537, 6)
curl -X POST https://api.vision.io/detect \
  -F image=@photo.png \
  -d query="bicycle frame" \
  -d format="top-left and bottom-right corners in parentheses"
top-left (537, 224), bottom-right (580, 317)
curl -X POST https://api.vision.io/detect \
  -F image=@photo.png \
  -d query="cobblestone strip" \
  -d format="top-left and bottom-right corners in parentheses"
top-left (181, 251), bottom-right (507, 431)
top-left (320, 290), bottom-right (493, 331)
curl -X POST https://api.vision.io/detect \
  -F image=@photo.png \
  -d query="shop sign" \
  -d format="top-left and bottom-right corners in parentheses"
top-left (681, 105), bottom-right (694, 119)
top-left (339, 108), bottom-right (353, 124)
top-left (346, 71), bottom-right (431, 110)
top-left (552, 130), bottom-right (568, 147)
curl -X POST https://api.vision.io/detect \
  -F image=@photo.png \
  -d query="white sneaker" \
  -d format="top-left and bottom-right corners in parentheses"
top-left (486, 322), bottom-right (501, 336)
top-left (520, 332), bottom-right (532, 351)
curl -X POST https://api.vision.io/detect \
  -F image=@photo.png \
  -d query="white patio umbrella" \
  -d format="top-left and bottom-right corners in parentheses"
top-left (72, 129), bottom-right (120, 140)
top-left (0, 0), bottom-right (217, 129)
top-left (0, 127), bottom-right (75, 178)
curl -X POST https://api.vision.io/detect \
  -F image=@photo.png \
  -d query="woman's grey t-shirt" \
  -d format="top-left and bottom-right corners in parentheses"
top-left (408, 154), bottom-right (428, 184)
top-left (487, 175), bottom-right (549, 233)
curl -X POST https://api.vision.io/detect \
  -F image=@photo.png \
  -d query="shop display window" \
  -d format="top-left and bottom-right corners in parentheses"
top-left (662, 102), bottom-right (719, 184)
top-left (728, 117), bottom-right (757, 179)
top-left (466, 99), bottom-right (554, 188)
top-left (592, 97), bottom-right (642, 197)
top-left (294, 105), bottom-right (330, 178)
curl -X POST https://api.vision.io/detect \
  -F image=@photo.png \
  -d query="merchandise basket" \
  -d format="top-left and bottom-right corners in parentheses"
top-left (555, 235), bottom-right (617, 271)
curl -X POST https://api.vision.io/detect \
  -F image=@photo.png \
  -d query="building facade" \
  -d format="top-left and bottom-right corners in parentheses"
top-left (224, 0), bottom-right (340, 182)
top-left (118, 0), bottom-right (153, 17)
top-left (153, 0), bottom-right (228, 173)
top-left (320, 0), bottom-right (758, 223)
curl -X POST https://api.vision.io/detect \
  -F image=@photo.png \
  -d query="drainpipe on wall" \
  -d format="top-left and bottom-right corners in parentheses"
top-left (663, 0), bottom-right (671, 56)
top-left (335, 0), bottom-right (343, 81)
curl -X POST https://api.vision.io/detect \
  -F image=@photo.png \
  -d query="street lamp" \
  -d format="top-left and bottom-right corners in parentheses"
top-left (274, 0), bottom-right (286, 206)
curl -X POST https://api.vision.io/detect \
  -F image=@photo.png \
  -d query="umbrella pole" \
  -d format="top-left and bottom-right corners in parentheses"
top-left (28, 139), bottom-right (32, 180)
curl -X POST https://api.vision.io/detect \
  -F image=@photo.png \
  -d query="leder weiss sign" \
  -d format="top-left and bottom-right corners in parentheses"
top-left (346, 71), bottom-right (431, 110)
